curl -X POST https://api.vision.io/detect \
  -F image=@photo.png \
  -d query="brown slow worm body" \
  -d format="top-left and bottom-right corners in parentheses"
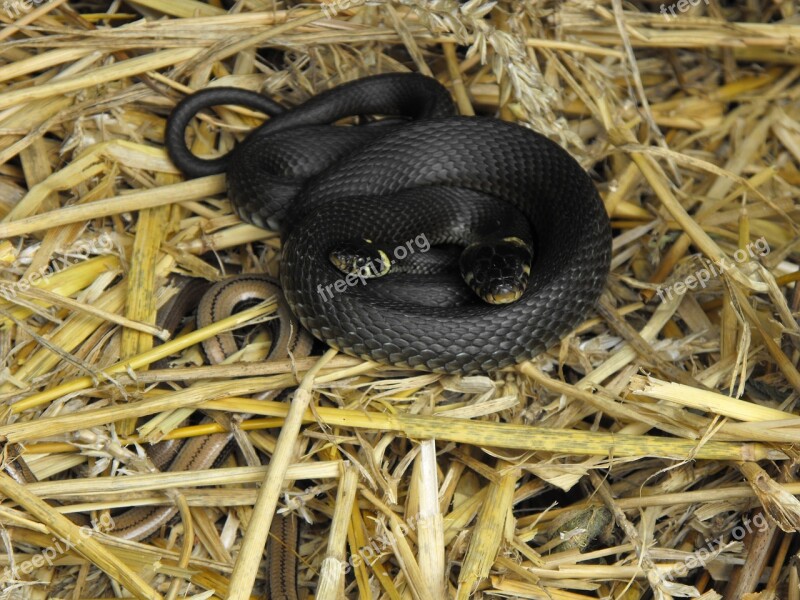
top-left (3, 275), bottom-right (312, 599)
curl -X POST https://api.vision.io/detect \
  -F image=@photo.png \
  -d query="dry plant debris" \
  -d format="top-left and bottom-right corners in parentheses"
top-left (0, 1), bottom-right (799, 599)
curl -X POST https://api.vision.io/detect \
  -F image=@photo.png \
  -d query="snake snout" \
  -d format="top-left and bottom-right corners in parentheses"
top-left (460, 236), bottom-right (533, 305)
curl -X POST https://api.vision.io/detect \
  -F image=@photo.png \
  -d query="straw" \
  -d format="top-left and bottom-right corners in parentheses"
top-left (1, 1), bottom-right (798, 598)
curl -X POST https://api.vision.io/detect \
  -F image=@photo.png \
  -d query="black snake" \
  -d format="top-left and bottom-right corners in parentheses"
top-left (165, 73), bottom-right (611, 374)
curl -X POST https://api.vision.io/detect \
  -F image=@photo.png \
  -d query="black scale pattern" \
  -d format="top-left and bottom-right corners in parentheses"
top-left (165, 73), bottom-right (612, 374)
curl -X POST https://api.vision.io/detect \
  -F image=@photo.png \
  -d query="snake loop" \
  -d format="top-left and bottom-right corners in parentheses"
top-left (165, 73), bottom-right (612, 374)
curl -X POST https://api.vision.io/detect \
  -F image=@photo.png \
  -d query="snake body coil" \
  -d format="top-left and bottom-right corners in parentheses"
top-left (166, 73), bottom-right (612, 374)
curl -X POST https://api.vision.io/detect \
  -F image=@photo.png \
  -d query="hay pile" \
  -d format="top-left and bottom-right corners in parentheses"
top-left (0, 1), bottom-right (799, 599)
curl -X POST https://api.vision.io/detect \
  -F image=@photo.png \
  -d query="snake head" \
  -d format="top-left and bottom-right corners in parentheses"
top-left (329, 239), bottom-right (392, 279)
top-left (460, 236), bottom-right (533, 305)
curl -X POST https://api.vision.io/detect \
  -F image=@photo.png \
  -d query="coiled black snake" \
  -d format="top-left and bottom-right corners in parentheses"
top-left (165, 73), bottom-right (611, 374)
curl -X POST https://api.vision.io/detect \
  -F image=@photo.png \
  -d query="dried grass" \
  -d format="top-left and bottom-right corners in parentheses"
top-left (1, 1), bottom-right (799, 599)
